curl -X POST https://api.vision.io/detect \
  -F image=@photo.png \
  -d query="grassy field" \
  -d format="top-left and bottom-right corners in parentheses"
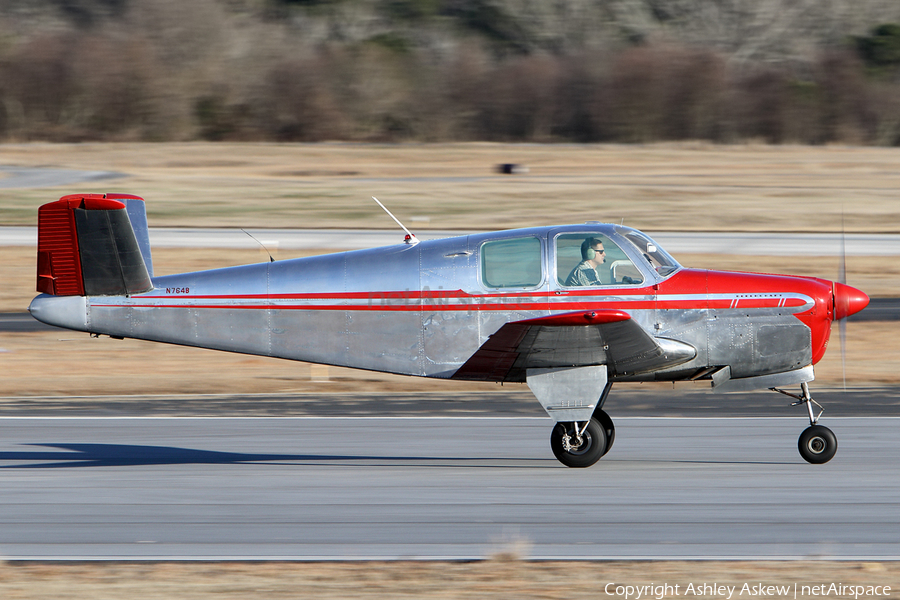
top-left (0, 560), bottom-right (896, 600)
top-left (1, 142), bottom-right (899, 232)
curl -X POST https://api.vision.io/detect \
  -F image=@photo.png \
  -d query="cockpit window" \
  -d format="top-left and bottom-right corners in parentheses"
top-left (621, 230), bottom-right (680, 277)
top-left (481, 236), bottom-right (543, 288)
top-left (556, 233), bottom-right (643, 287)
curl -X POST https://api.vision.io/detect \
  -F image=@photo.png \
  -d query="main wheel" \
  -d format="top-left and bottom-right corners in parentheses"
top-left (798, 425), bottom-right (837, 464)
top-left (593, 408), bottom-right (616, 456)
top-left (550, 417), bottom-right (606, 468)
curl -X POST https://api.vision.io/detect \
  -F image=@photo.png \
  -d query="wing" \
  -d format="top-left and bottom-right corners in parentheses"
top-left (451, 310), bottom-right (696, 382)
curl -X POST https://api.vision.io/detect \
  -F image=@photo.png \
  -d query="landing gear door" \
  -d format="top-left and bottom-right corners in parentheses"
top-left (527, 365), bottom-right (606, 423)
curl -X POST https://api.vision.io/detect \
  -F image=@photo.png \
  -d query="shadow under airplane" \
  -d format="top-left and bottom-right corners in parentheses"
top-left (0, 443), bottom-right (542, 468)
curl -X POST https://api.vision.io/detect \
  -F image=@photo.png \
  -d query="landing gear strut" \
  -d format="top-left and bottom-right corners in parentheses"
top-left (593, 409), bottom-right (616, 456)
top-left (593, 381), bottom-right (616, 456)
top-left (772, 381), bottom-right (838, 464)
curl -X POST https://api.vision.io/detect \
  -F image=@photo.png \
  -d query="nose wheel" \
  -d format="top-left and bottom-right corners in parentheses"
top-left (772, 381), bottom-right (838, 464)
top-left (798, 424), bottom-right (837, 464)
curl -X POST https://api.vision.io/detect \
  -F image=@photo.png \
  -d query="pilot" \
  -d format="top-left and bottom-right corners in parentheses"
top-left (565, 237), bottom-right (606, 286)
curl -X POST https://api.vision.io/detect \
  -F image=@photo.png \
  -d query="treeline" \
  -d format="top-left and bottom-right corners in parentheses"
top-left (1, 1), bottom-right (899, 144)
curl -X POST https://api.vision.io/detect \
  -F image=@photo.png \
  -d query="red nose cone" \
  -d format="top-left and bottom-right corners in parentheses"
top-left (833, 282), bottom-right (869, 320)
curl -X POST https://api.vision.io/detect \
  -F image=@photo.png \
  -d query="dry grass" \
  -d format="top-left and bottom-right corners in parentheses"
top-left (0, 560), bottom-right (896, 600)
top-left (0, 318), bottom-right (887, 399)
top-left (1, 142), bottom-right (899, 232)
top-left (0, 329), bottom-right (507, 398)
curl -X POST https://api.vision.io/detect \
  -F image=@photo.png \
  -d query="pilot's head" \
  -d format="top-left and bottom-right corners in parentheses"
top-left (581, 238), bottom-right (606, 264)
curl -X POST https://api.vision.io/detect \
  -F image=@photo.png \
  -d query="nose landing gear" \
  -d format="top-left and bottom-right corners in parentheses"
top-left (772, 381), bottom-right (838, 464)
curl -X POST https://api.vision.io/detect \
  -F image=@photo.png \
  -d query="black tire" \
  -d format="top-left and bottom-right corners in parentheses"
top-left (798, 425), bottom-right (838, 464)
top-left (550, 418), bottom-right (607, 468)
top-left (593, 408), bottom-right (616, 456)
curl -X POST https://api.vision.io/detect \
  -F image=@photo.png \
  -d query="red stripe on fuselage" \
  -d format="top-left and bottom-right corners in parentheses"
top-left (95, 295), bottom-right (802, 313)
top-left (103, 269), bottom-right (820, 314)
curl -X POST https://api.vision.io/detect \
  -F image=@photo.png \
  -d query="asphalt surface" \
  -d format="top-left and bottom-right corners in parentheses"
top-left (2, 385), bottom-right (900, 418)
top-left (0, 416), bottom-right (896, 560)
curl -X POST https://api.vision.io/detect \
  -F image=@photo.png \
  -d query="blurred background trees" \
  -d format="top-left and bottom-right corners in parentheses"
top-left (0, 0), bottom-right (899, 144)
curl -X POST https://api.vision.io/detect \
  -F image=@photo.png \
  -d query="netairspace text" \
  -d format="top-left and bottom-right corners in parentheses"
top-left (604, 582), bottom-right (892, 600)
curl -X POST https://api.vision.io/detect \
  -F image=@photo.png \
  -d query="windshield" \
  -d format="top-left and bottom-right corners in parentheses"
top-left (620, 230), bottom-right (680, 277)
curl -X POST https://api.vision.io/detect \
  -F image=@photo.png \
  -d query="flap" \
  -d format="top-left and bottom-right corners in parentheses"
top-left (451, 310), bottom-right (696, 382)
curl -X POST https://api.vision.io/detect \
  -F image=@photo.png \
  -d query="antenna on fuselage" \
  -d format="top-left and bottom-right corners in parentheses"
top-left (372, 196), bottom-right (418, 245)
top-left (241, 229), bottom-right (275, 262)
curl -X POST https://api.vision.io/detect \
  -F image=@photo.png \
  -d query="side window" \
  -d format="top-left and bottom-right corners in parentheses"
top-left (481, 237), bottom-right (543, 288)
top-left (556, 233), bottom-right (644, 287)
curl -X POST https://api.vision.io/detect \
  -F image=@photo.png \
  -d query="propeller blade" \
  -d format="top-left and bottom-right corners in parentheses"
top-left (840, 211), bottom-right (846, 390)
top-left (840, 317), bottom-right (847, 391)
top-left (839, 210), bottom-right (846, 285)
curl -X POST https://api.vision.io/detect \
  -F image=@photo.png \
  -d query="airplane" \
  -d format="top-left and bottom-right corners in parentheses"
top-left (28, 193), bottom-right (869, 467)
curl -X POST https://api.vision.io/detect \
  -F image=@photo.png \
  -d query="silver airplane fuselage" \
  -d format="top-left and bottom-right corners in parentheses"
top-left (33, 224), bottom-right (822, 383)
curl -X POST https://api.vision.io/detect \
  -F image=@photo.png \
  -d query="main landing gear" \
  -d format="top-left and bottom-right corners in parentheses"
top-left (549, 385), bottom-right (616, 468)
top-left (772, 381), bottom-right (837, 464)
top-left (549, 409), bottom-right (617, 468)
top-left (550, 418), bottom-right (605, 468)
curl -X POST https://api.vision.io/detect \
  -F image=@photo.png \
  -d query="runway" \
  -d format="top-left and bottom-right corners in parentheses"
top-left (1, 416), bottom-right (897, 560)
